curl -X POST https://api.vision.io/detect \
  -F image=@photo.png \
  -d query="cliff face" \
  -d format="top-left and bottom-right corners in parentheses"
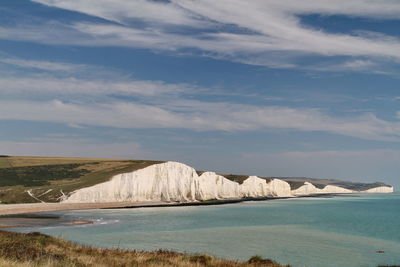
top-left (291, 182), bottom-right (320, 195)
top-left (63, 162), bottom-right (291, 203)
top-left (362, 186), bottom-right (394, 193)
top-left (292, 182), bottom-right (354, 196)
top-left (63, 161), bottom-right (393, 204)
top-left (239, 176), bottom-right (291, 198)
top-left (321, 185), bottom-right (355, 194)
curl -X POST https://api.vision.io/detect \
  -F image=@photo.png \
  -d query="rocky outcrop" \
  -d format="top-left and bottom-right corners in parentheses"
top-left (62, 161), bottom-right (393, 204)
top-left (63, 162), bottom-right (291, 203)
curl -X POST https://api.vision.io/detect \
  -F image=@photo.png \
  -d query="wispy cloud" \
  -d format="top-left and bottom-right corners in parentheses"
top-left (0, 98), bottom-right (399, 142)
top-left (0, 56), bottom-right (82, 71)
top-left (0, 0), bottom-right (399, 71)
top-left (32, 0), bottom-right (208, 27)
top-left (305, 59), bottom-right (395, 74)
top-left (0, 76), bottom-right (193, 97)
top-left (0, 53), bottom-right (399, 142)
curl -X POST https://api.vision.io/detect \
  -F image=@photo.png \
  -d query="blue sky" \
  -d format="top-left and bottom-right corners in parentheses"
top-left (0, 0), bottom-right (400, 189)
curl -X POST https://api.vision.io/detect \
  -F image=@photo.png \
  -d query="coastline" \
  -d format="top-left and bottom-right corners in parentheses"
top-left (0, 193), bottom-right (346, 217)
top-left (1, 193), bottom-right (398, 267)
top-left (0, 193), bottom-right (350, 229)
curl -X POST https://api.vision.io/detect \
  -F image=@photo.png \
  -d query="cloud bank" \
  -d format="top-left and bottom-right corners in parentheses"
top-left (1, 2), bottom-right (400, 143)
top-left (1, 52), bottom-right (399, 142)
top-left (1, 98), bottom-right (399, 142)
top-left (0, 0), bottom-right (399, 71)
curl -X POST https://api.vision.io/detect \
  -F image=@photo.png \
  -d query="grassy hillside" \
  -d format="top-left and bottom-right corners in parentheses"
top-left (0, 156), bottom-right (114, 168)
top-left (0, 230), bottom-right (289, 267)
top-left (0, 156), bottom-right (163, 204)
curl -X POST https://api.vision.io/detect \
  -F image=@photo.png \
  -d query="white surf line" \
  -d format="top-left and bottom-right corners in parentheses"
top-left (26, 189), bottom-right (45, 203)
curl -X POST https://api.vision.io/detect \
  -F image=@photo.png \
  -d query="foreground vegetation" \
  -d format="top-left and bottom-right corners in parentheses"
top-left (0, 230), bottom-right (289, 267)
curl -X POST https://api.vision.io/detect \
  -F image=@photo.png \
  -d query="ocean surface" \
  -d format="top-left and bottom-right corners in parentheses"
top-left (15, 194), bottom-right (400, 267)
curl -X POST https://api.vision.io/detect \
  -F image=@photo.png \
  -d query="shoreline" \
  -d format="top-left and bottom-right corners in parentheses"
top-left (1, 194), bottom-right (397, 267)
top-left (0, 193), bottom-right (345, 217)
top-left (0, 193), bottom-right (347, 229)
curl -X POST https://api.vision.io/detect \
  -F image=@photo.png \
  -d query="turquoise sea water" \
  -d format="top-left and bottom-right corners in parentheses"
top-left (16, 194), bottom-right (400, 267)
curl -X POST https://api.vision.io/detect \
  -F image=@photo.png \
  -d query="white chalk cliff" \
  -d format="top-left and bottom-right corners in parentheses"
top-left (361, 186), bottom-right (394, 193)
top-left (321, 185), bottom-right (355, 194)
top-left (291, 182), bottom-right (354, 196)
top-left (62, 161), bottom-right (393, 203)
top-left (63, 161), bottom-right (291, 203)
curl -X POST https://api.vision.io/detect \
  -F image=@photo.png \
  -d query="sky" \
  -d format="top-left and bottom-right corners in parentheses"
top-left (0, 0), bottom-right (400, 189)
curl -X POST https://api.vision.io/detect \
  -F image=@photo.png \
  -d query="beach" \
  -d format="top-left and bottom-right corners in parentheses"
top-left (0, 201), bottom-right (172, 228)
top-left (0, 195), bottom-right (341, 228)
top-left (0, 201), bottom-right (170, 216)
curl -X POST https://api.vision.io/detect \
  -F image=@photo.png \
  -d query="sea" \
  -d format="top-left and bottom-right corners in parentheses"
top-left (14, 193), bottom-right (400, 267)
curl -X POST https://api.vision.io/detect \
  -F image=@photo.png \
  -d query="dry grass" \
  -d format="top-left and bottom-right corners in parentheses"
top-left (0, 156), bottom-right (113, 168)
top-left (0, 230), bottom-right (290, 267)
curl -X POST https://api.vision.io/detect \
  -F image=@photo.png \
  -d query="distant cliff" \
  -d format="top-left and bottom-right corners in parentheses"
top-left (63, 161), bottom-right (394, 203)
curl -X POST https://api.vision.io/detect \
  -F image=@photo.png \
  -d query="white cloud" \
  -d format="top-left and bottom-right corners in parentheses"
top-left (0, 56), bottom-right (83, 71)
top-left (0, 55), bottom-right (398, 142)
top-left (0, 99), bottom-right (400, 142)
top-left (305, 59), bottom-right (393, 74)
top-left (32, 0), bottom-right (208, 27)
top-left (0, 1), bottom-right (398, 70)
top-left (265, 0), bottom-right (400, 19)
top-left (173, 0), bottom-right (400, 58)
top-left (0, 76), bottom-right (192, 97)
